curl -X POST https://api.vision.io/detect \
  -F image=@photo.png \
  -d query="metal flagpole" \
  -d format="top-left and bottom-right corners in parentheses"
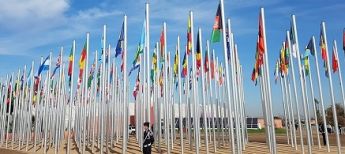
top-left (26, 62), bottom-right (34, 151)
top-left (312, 36), bottom-right (330, 152)
top-left (306, 64), bottom-right (321, 148)
top-left (286, 76), bottom-right (297, 148)
top-left (286, 30), bottom-right (304, 152)
top-left (302, 65), bottom-right (314, 147)
top-left (283, 76), bottom-right (295, 147)
top-left (324, 38), bottom-right (341, 153)
top-left (122, 15), bottom-right (128, 154)
top-left (333, 41), bottom-right (345, 125)
top-left (101, 25), bottom-right (106, 154)
top-left (219, 3), bottom-right (235, 152)
top-left (189, 11), bottom-right (199, 154)
top-left (145, 2), bottom-right (151, 125)
top-left (198, 28), bottom-right (209, 153)
top-left (208, 47), bottom-right (216, 153)
top-left (67, 43), bottom-right (75, 152)
top-left (279, 71), bottom-right (289, 145)
top-left (291, 15), bottom-right (312, 154)
top-left (177, 36), bottom-right (184, 153)
top-left (261, 8), bottom-right (277, 154)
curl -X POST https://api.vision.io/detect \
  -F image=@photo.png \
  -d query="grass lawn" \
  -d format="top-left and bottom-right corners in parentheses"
top-left (247, 128), bottom-right (286, 135)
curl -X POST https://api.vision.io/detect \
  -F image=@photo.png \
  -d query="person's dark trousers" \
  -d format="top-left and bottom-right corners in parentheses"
top-left (143, 146), bottom-right (151, 154)
top-left (322, 132), bottom-right (326, 145)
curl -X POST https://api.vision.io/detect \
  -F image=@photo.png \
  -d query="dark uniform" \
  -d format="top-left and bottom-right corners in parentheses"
top-left (143, 129), bottom-right (154, 154)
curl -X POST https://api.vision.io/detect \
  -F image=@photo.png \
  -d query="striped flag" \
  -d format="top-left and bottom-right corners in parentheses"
top-left (320, 27), bottom-right (328, 77)
top-left (78, 41), bottom-right (87, 84)
top-left (211, 3), bottom-right (222, 43)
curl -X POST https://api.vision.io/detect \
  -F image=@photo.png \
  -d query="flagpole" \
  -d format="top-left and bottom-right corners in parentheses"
top-left (207, 46), bottom-right (216, 153)
top-left (286, 30), bottom-right (304, 152)
top-left (261, 8), bottom-right (277, 154)
top-left (322, 22), bottom-right (341, 153)
top-left (145, 2), bottom-right (151, 125)
top-left (333, 40), bottom-right (345, 122)
top-left (279, 71), bottom-right (289, 145)
top-left (122, 15), bottom-right (128, 154)
top-left (25, 61), bottom-right (34, 151)
top-left (283, 76), bottom-right (295, 147)
top-left (218, 0), bottom-right (235, 150)
top-left (198, 28), bottom-right (209, 153)
top-left (291, 15), bottom-right (312, 154)
top-left (177, 36), bottom-right (184, 154)
top-left (306, 64), bottom-right (321, 148)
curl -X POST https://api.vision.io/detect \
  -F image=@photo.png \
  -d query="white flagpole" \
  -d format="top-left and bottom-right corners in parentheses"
top-left (122, 15), bottom-right (128, 154)
top-left (279, 72), bottom-right (289, 145)
top-left (177, 36), bottom-right (184, 153)
top-left (145, 2), bottom-right (151, 125)
top-left (67, 40), bottom-right (76, 154)
top-left (286, 30), bottom-right (304, 152)
top-left (311, 36), bottom-right (329, 151)
top-left (211, 49), bottom-right (216, 152)
top-left (322, 22), bottom-right (341, 153)
top-left (260, 8), bottom-right (277, 154)
top-left (333, 40), bottom-right (345, 123)
top-left (26, 61), bottom-right (34, 151)
top-left (198, 28), bottom-right (209, 153)
top-left (291, 15), bottom-right (312, 154)
top-left (283, 76), bottom-right (294, 147)
top-left (219, 0), bottom-right (235, 150)
top-left (82, 32), bottom-right (90, 154)
top-left (306, 64), bottom-right (321, 148)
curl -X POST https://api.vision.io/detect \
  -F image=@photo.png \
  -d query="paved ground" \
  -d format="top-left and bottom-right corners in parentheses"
top-left (1, 132), bottom-right (344, 153)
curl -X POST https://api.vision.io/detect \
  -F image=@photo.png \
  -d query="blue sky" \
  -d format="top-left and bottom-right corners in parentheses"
top-left (0, 0), bottom-right (344, 117)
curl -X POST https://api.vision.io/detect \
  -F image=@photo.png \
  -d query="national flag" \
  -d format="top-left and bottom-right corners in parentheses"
top-left (303, 56), bottom-right (310, 76)
top-left (204, 51), bottom-right (209, 73)
top-left (78, 42), bottom-right (87, 83)
top-left (274, 60), bottom-right (279, 84)
top-left (187, 15), bottom-right (192, 55)
top-left (51, 54), bottom-right (61, 78)
top-left (305, 38), bottom-right (315, 56)
top-left (173, 47), bottom-right (179, 78)
top-left (129, 55), bottom-right (140, 76)
top-left (279, 43), bottom-right (287, 76)
top-left (257, 12), bottom-right (265, 55)
top-left (68, 46), bottom-right (73, 86)
top-left (290, 26), bottom-right (297, 58)
top-left (320, 27), bottom-right (328, 77)
top-left (87, 60), bottom-right (96, 88)
top-left (196, 31), bottom-right (202, 69)
top-left (211, 3), bottom-right (222, 43)
top-left (160, 28), bottom-right (165, 62)
top-left (210, 53), bottom-right (215, 79)
top-left (332, 47), bottom-right (339, 73)
top-left (150, 46), bottom-right (158, 82)
top-left (115, 22), bottom-right (124, 58)
top-left (36, 55), bottom-right (50, 77)
top-left (218, 65), bottom-right (224, 85)
top-left (181, 52), bottom-right (187, 78)
top-left (226, 25), bottom-right (231, 61)
top-left (284, 38), bottom-right (290, 69)
top-left (133, 72), bottom-right (140, 100)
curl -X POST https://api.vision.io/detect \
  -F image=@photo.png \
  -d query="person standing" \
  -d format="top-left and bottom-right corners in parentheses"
top-left (319, 123), bottom-right (326, 145)
top-left (143, 122), bottom-right (154, 154)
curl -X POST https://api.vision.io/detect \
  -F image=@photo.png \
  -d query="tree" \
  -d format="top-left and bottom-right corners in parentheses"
top-left (324, 104), bottom-right (345, 127)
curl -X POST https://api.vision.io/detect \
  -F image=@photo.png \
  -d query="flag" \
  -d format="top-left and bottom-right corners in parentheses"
top-left (218, 65), bottom-right (224, 85)
top-left (87, 60), bottom-right (96, 88)
top-left (210, 53), bottom-right (215, 79)
top-left (284, 37), bottom-right (290, 69)
top-left (274, 60), bottom-right (279, 84)
top-left (320, 27), bottom-right (328, 77)
top-left (51, 54), bottom-right (61, 78)
top-left (129, 56), bottom-right (140, 76)
top-left (303, 55), bottom-right (310, 76)
top-left (305, 38), bottom-right (315, 56)
top-left (196, 31), bottom-right (202, 70)
top-left (133, 72), bottom-right (140, 100)
top-left (181, 52), bottom-right (187, 78)
top-left (280, 43), bottom-right (287, 76)
top-left (115, 22), bottom-right (124, 58)
top-left (204, 51), bottom-right (209, 73)
top-left (211, 3), bottom-right (222, 43)
top-left (160, 28), bottom-right (165, 62)
top-left (150, 46), bottom-right (158, 82)
top-left (187, 15), bottom-right (192, 55)
top-left (173, 47), bottom-right (179, 78)
top-left (36, 55), bottom-right (50, 77)
top-left (78, 42), bottom-right (87, 83)
top-left (332, 48), bottom-right (339, 73)
top-left (258, 12), bottom-right (265, 55)
top-left (68, 46), bottom-right (73, 86)
top-left (290, 26), bottom-right (297, 58)
top-left (226, 25), bottom-right (231, 61)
